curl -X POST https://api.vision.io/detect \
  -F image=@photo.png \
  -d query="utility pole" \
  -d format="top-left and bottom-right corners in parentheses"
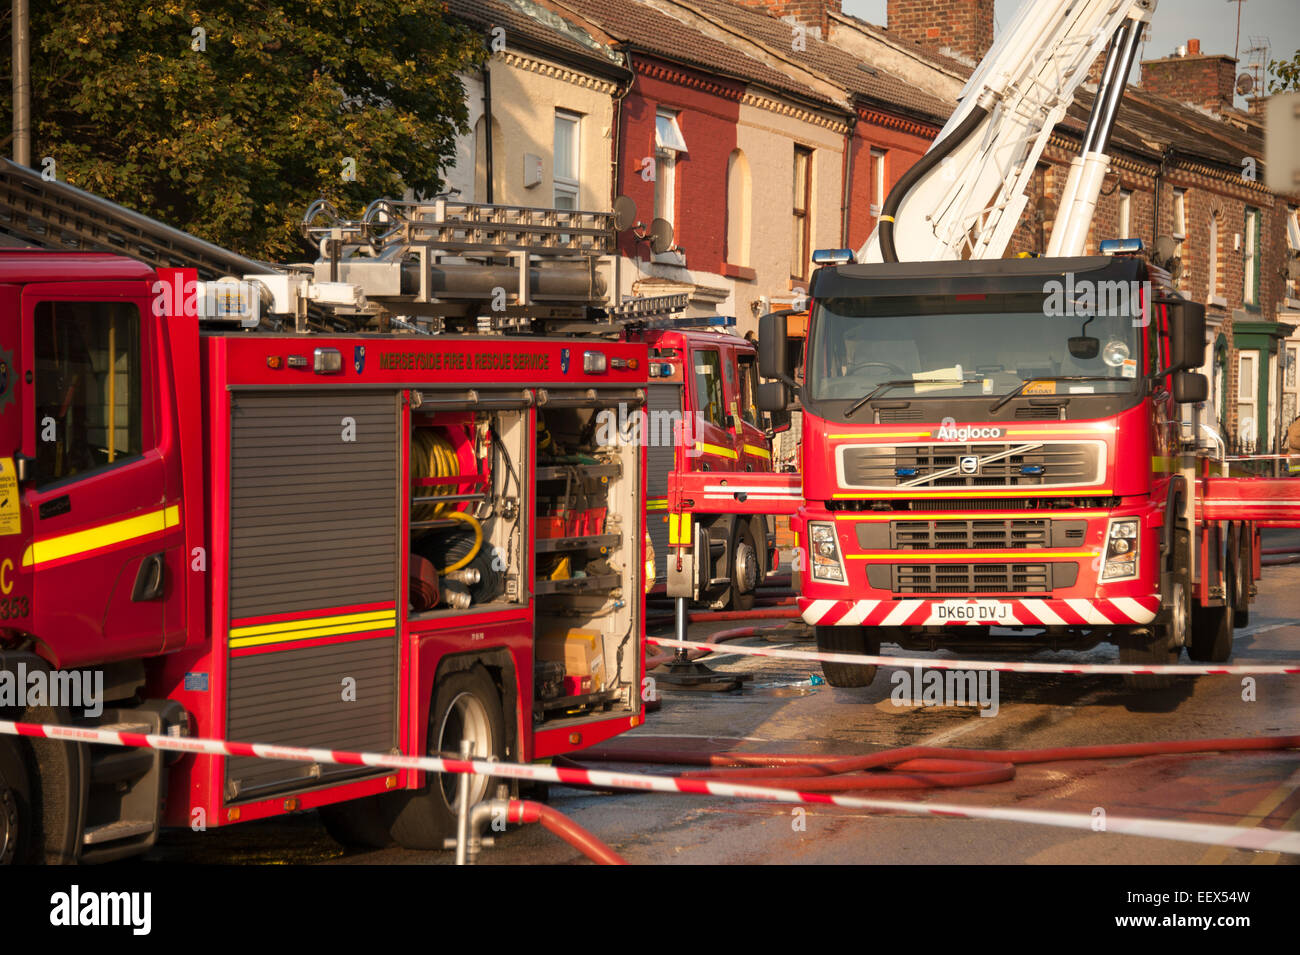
top-left (1227, 0), bottom-right (1247, 63)
top-left (12, 0), bottom-right (31, 166)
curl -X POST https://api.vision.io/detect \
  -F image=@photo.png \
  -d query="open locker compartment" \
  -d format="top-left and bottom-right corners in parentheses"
top-left (407, 404), bottom-right (528, 618)
top-left (532, 402), bottom-right (642, 726)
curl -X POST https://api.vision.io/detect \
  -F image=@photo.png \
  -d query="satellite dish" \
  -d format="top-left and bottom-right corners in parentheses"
top-left (649, 217), bottom-right (675, 255)
top-left (1236, 73), bottom-right (1255, 95)
top-left (1153, 234), bottom-right (1178, 268)
top-left (612, 195), bottom-right (637, 232)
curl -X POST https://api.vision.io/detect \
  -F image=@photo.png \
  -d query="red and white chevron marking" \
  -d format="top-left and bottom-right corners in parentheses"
top-left (799, 596), bottom-right (1160, 627)
top-left (2, 719), bottom-right (1297, 854)
top-left (646, 636), bottom-right (1300, 675)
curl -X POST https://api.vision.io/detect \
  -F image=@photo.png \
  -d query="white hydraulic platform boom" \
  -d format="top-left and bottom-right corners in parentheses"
top-left (858, 0), bottom-right (1156, 263)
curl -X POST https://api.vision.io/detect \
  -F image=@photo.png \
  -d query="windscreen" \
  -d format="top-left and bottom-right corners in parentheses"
top-left (806, 291), bottom-right (1144, 403)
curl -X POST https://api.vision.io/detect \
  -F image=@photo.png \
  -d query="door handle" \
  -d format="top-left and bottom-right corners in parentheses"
top-left (131, 552), bottom-right (166, 602)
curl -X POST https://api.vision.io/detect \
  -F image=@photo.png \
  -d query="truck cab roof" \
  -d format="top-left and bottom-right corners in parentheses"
top-left (0, 248), bottom-right (155, 284)
top-left (810, 255), bottom-right (1148, 300)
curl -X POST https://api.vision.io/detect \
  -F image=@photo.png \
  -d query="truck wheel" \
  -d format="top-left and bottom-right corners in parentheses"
top-left (1230, 527), bottom-right (1250, 628)
top-left (1119, 627), bottom-right (1180, 690)
top-left (1187, 604), bottom-right (1233, 663)
top-left (815, 626), bottom-right (879, 687)
top-left (728, 520), bottom-right (760, 611)
top-left (0, 737), bottom-right (33, 865)
top-left (1112, 574), bottom-right (1185, 686)
top-left (319, 796), bottom-right (394, 850)
top-left (387, 666), bottom-right (505, 850)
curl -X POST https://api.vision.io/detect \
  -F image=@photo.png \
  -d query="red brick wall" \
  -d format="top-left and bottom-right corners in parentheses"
top-left (887, 0), bottom-right (995, 64)
top-left (1140, 54), bottom-right (1237, 115)
top-left (846, 114), bottom-right (937, 250)
top-left (732, 0), bottom-right (841, 34)
top-left (616, 57), bottom-right (743, 275)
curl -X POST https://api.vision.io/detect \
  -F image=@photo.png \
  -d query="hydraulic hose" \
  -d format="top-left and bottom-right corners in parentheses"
top-left (878, 99), bottom-right (991, 263)
top-left (507, 800), bottom-right (627, 865)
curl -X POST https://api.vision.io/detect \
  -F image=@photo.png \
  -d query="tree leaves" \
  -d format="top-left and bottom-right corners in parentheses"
top-left (2, 0), bottom-right (484, 260)
top-left (1269, 51), bottom-right (1300, 94)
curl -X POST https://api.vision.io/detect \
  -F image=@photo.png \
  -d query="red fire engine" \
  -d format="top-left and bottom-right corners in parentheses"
top-left (631, 317), bottom-right (787, 609)
top-left (676, 0), bottom-right (1300, 691)
top-left (0, 162), bottom-right (662, 862)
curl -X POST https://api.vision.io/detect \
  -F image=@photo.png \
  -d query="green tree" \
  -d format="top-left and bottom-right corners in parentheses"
top-left (2, 1), bottom-right (485, 260)
top-left (1269, 50), bottom-right (1300, 93)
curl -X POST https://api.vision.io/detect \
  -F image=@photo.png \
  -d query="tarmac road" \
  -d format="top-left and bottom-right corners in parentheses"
top-left (143, 530), bottom-right (1300, 865)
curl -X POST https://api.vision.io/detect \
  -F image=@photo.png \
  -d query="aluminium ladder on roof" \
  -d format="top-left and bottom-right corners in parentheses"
top-left (0, 158), bottom-right (276, 280)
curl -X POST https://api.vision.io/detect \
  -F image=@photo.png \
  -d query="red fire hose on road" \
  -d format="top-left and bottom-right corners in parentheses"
top-left (506, 800), bottom-right (627, 865)
top-left (561, 735), bottom-right (1300, 793)
top-left (644, 623), bottom-right (801, 670)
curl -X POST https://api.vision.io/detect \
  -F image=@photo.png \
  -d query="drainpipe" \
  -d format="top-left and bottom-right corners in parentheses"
top-left (481, 62), bottom-right (494, 203)
top-left (839, 104), bottom-right (857, 248)
top-left (610, 45), bottom-right (636, 211)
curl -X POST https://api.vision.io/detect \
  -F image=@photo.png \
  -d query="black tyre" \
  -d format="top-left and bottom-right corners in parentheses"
top-left (727, 519), bottom-right (760, 611)
top-left (1119, 630), bottom-right (1180, 690)
top-left (1230, 525), bottom-right (1251, 628)
top-left (0, 736), bottom-right (33, 865)
top-left (387, 666), bottom-right (505, 850)
top-left (1120, 575), bottom-right (1187, 690)
top-left (815, 625), bottom-right (879, 687)
top-left (1187, 604), bottom-right (1233, 663)
top-left (319, 796), bottom-right (394, 850)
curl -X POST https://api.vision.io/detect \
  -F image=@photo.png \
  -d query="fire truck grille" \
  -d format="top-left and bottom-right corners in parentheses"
top-left (893, 519), bottom-right (1049, 549)
top-left (892, 562), bottom-right (1052, 594)
top-left (840, 442), bottom-right (1100, 489)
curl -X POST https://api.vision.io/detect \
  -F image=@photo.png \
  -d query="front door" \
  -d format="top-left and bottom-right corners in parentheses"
top-left (21, 284), bottom-right (176, 668)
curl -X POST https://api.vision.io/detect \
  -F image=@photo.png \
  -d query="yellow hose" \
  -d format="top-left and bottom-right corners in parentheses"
top-left (440, 510), bottom-right (484, 574)
top-left (411, 429), bottom-right (461, 522)
top-left (411, 427), bottom-right (484, 572)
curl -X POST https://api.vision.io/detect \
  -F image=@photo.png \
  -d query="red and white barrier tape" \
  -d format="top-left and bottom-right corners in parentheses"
top-left (0, 719), bottom-right (1297, 854)
top-left (646, 636), bottom-right (1300, 675)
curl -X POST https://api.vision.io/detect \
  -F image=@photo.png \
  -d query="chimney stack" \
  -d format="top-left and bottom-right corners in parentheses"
top-left (1141, 41), bottom-right (1238, 114)
top-left (887, 0), bottom-right (995, 65)
top-left (732, 0), bottom-right (842, 36)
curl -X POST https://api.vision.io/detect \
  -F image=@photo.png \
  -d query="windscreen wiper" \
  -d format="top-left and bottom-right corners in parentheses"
top-left (846, 378), bottom-right (982, 418)
top-left (989, 376), bottom-right (1129, 413)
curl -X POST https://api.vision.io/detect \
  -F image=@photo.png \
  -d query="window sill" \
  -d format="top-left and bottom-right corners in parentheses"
top-left (722, 263), bottom-right (756, 281)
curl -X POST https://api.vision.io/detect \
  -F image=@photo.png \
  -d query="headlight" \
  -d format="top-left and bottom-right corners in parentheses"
top-left (1101, 519), bottom-right (1140, 580)
top-left (808, 522), bottom-right (847, 584)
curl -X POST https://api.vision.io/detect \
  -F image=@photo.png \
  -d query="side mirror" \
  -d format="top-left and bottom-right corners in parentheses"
top-left (1068, 336), bottom-right (1100, 360)
top-left (758, 311), bottom-right (789, 381)
top-left (758, 380), bottom-right (791, 413)
top-left (765, 408), bottom-right (792, 435)
top-left (1166, 299), bottom-right (1207, 373)
top-left (1173, 370), bottom-right (1208, 404)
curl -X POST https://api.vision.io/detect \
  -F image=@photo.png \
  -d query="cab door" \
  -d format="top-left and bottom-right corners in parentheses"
top-left (20, 283), bottom-right (178, 668)
top-left (734, 350), bottom-right (771, 473)
top-left (689, 346), bottom-right (739, 472)
top-left (0, 284), bottom-right (30, 629)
